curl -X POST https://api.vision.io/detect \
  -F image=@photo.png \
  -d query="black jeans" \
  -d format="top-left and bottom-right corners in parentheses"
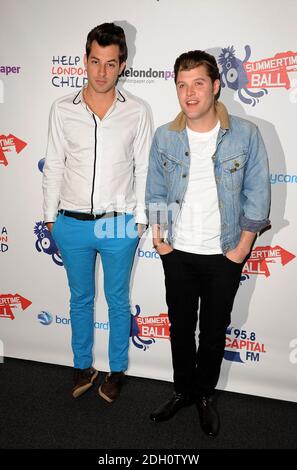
top-left (161, 249), bottom-right (243, 398)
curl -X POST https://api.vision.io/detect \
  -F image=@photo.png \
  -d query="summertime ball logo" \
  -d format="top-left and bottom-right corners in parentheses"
top-left (0, 293), bottom-right (32, 320)
top-left (240, 245), bottom-right (295, 283)
top-left (130, 305), bottom-right (169, 350)
top-left (0, 134), bottom-right (27, 166)
top-left (218, 45), bottom-right (297, 106)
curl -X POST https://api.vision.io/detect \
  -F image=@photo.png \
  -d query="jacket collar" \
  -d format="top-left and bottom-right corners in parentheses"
top-left (169, 101), bottom-right (229, 132)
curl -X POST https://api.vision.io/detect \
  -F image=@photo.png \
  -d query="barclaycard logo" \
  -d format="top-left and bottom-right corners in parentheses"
top-left (38, 311), bottom-right (53, 325)
top-left (137, 248), bottom-right (160, 259)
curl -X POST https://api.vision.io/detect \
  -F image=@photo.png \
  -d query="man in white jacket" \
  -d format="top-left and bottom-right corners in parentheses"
top-left (43, 22), bottom-right (152, 401)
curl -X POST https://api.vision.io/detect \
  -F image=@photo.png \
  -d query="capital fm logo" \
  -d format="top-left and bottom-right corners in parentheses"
top-left (130, 305), bottom-right (170, 350)
top-left (34, 221), bottom-right (63, 266)
top-left (0, 134), bottom-right (27, 166)
top-left (218, 46), bottom-right (297, 106)
top-left (0, 226), bottom-right (8, 253)
top-left (0, 293), bottom-right (32, 320)
top-left (224, 326), bottom-right (266, 364)
top-left (240, 245), bottom-right (295, 283)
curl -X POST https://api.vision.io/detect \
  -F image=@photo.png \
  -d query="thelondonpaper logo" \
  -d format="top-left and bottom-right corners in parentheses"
top-left (0, 293), bottom-right (32, 320)
top-left (240, 245), bottom-right (295, 282)
top-left (0, 134), bottom-right (27, 166)
top-left (224, 326), bottom-right (266, 363)
top-left (130, 305), bottom-right (169, 350)
top-left (218, 45), bottom-right (297, 106)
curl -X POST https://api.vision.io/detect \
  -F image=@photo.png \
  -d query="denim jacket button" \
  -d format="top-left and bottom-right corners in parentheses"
top-left (185, 151), bottom-right (189, 156)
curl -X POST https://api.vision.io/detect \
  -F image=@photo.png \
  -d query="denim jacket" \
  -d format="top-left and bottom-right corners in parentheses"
top-left (145, 102), bottom-right (271, 254)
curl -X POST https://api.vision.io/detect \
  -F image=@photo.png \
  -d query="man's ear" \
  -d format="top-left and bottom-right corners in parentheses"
top-left (119, 61), bottom-right (126, 75)
top-left (213, 78), bottom-right (220, 97)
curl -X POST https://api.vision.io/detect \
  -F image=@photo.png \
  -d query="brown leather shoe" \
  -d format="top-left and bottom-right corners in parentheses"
top-left (72, 367), bottom-right (98, 398)
top-left (99, 372), bottom-right (125, 403)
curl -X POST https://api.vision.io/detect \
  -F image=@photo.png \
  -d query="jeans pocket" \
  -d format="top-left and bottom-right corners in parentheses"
top-left (224, 255), bottom-right (244, 272)
top-left (160, 250), bottom-right (175, 261)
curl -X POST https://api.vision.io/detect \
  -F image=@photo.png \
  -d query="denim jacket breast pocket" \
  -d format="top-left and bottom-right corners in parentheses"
top-left (159, 151), bottom-right (183, 189)
top-left (221, 152), bottom-right (247, 192)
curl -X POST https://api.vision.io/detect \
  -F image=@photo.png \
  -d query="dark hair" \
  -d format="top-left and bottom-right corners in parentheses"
top-left (174, 50), bottom-right (221, 100)
top-left (86, 22), bottom-right (128, 64)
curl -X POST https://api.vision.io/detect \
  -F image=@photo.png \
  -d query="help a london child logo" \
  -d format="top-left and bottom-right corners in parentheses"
top-left (224, 326), bottom-right (266, 363)
top-left (0, 227), bottom-right (8, 253)
top-left (218, 45), bottom-right (297, 106)
top-left (0, 294), bottom-right (32, 320)
top-left (51, 55), bottom-right (88, 88)
top-left (240, 245), bottom-right (295, 283)
top-left (130, 305), bottom-right (169, 350)
top-left (0, 134), bottom-right (27, 167)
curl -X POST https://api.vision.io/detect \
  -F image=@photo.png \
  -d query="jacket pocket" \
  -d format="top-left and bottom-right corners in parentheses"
top-left (160, 152), bottom-right (181, 173)
top-left (221, 153), bottom-right (247, 191)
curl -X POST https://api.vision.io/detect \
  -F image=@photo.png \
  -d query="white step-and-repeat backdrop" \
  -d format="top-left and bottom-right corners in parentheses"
top-left (1, 0), bottom-right (297, 402)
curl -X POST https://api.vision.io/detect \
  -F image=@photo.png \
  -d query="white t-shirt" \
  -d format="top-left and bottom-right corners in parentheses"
top-left (173, 121), bottom-right (222, 254)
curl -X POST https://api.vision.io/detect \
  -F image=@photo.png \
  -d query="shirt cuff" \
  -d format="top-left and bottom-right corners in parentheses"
top-left (134, 211), bottom-right (148, 225)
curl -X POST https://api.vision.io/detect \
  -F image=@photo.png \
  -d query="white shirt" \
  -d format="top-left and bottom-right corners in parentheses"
top-left (173, 122), bottom-right (222, 254)
top-left (43, 88), bottom-right (152, 224)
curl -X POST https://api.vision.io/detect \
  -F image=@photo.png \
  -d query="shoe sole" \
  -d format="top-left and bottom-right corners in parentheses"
top-left (72, 370), bottom-right (98, 398)
top-left (98, 385), bottom-right (114, 403)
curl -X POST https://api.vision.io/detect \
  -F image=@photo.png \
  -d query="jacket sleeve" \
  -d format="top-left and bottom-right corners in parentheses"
top-left (42, 101), bottom-right (66, 223)
top-left (240, 125), bottom-right (271, 233)
top-left (145, 129), bottom-right (169, 226)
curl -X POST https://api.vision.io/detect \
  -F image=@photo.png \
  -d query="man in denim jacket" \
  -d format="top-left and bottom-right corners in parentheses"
top-left (145, 50), bottom-right (270, 437)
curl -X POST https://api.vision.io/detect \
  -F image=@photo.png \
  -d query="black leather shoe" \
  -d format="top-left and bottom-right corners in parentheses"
top-left (196, 396), bottom-right (220, 437)
top-left (150, 393), bottom-right (193, 422)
